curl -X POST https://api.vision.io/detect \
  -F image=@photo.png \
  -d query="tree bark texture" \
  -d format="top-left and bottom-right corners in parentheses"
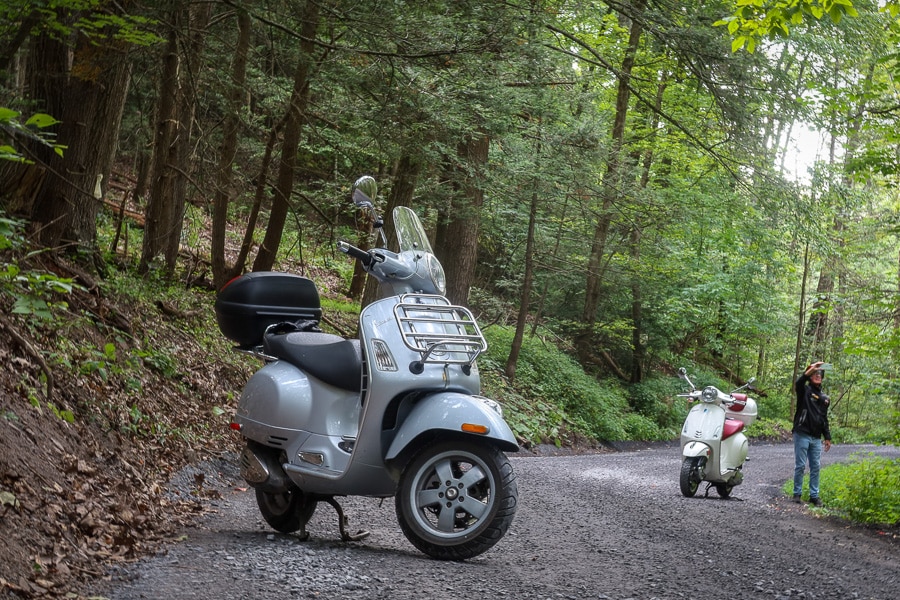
top-left (2, 16), bottom-right (131, 250)
top-left (252, 0), bottom-right (320, 273)
top-left (140, 19), bottom-right (181, 273)
top-left (162, 3), bottom-right (211, 274)
top-left (579, 0), bottom-right (645, 360)
top-left (438, 134), bottom-right (489, 306)
top-left (212, 8), bottom-right (252, 289)
top-left (505, 180), bottom-right (539, 382)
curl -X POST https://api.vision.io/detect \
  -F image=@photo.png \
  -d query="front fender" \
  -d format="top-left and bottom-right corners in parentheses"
top-left (682, 440), bottom-right (712, 458)
top-left (386, 392), bottom-right (519, 459)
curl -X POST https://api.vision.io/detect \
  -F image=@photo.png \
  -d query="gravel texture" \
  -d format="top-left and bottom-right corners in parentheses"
top-left (87, 443), bottom-right (899, 600)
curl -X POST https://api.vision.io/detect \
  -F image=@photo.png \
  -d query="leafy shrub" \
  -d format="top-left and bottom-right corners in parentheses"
top-left (783, 454), bottom-right (900, 526)
top-left (629, 376), bottom-right (687, 432)
top-left (821, 455), bottom-right (900, 525)
top-left (747, 416), bottom-right (792, 440)
top-left (0, 213), bottom-right (81, 321)
top-left (480, 326), bottom-right (670, 444)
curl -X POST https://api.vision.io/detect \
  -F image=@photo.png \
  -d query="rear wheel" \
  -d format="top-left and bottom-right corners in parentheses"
top-left (396, 441), bottom-right (517, 560)
top-left (679, 456), bottom-right (704, 497)
top-left (714, 483), bottom-right (733, 499)
top-left (255, 486), bottom-right (317, 533)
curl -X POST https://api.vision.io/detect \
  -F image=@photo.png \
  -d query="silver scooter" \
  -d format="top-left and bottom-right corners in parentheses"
top-left (215, 176), bottom-right (518, 559)
top-left (676, 367), bottom-right (758, 499)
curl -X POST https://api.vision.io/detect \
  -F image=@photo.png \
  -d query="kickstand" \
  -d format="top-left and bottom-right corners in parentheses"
top-left (703, 482), bottom-right (714, 498)
top-left (324, 497), bottom-right (370, 541)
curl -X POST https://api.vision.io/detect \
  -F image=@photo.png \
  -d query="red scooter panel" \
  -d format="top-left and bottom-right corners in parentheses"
top-left (723, 418), bottom-right (744, 439)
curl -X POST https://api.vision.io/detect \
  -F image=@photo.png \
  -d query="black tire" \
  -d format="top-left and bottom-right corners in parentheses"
top-left (255, 486), bottom-right (317, 533)
top-left (714, 483), bottom-right (733, 499)
top-left (679, 456), bottom-right (704, 497)
top-left (396, 441), bottom-right (517, 560)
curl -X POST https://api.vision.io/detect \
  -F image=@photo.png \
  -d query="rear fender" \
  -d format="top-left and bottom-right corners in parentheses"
top-left (385, 392), bottom-right (518, 460)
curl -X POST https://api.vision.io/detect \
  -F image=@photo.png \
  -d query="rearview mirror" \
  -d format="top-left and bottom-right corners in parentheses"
top-left (352, 175), bottom-right (377, 208)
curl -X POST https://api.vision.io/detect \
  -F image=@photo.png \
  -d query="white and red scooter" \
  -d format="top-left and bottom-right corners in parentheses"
top-left (677, 367), bottom-right (758, 498)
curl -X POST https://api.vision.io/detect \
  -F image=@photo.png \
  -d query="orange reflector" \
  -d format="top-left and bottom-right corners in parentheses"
top-left (461, 423), bottom-right (489, 435)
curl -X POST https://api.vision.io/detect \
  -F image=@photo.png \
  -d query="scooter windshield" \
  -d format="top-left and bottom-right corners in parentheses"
top-left (394, 206), bottom-right (433, 254)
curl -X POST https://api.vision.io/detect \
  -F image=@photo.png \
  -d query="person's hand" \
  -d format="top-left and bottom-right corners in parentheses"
top-left (824, 440), bottom-right (832, 452)
top-left (805, 361), bottom-right (824, 375)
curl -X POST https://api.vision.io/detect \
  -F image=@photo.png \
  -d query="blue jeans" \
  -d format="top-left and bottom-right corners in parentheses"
top-left (793, 431), bottom-right (823, 499)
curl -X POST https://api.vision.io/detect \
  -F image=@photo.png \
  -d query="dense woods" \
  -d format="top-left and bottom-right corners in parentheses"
top-left (1, 0), bottom-right (899, 441)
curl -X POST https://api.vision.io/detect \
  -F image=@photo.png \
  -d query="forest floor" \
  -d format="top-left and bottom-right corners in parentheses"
top-left (0, 251), bottom-right (254, 598)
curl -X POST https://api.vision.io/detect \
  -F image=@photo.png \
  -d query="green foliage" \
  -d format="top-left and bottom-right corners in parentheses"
top-left (628, 377), bottom-right (687, 434)
top-left (784, 454), bottom-right (900, 526)
top-left (80, 342), bottom-right (120, 382)
top-left (0, 213), bottom-right (81, 321)
top-left (480, 326), bottom-right (672, 444)
top-left (0, 107), bottom-right (65, 163)
top-left (717, 0), bottom-right (861, 52)
top-left (746, 416), bottom-right (792, 440)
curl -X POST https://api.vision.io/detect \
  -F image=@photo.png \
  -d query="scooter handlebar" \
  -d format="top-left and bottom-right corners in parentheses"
top-left (337, 241), bottom-right (374, 267)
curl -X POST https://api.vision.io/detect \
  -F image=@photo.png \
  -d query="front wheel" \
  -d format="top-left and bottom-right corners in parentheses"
top-left (396, 441), bottom-right (517, 560)
top-left (679, 456), bottom-right (705, 497)
top-left (255, 486), bottom-right (317, 533)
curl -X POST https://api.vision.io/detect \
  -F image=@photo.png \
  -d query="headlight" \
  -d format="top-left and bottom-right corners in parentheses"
top-left (424, 253), bottom-right (446, 295)
top-left (701, 386), bottom-right (718, 403)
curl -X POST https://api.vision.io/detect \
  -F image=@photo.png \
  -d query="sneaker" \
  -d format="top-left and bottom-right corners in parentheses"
top-left (792, 495), bottom-right (802, 503)
top-left (809, 497), bottom-right (822, 507)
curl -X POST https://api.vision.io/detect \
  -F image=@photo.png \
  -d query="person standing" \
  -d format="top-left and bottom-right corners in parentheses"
top-left (792, 361), bottom-right (833, 506)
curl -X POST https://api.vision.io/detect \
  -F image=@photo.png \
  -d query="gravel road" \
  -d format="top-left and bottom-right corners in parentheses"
top-left (89, 443), bottom-right (899, 600)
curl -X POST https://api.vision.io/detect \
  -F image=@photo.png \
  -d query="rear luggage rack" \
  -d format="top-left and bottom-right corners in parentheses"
top-left (393, 294), bottom-right (487, 368)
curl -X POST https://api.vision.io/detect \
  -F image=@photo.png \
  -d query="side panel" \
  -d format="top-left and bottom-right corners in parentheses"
top-left (236, 361), bottom-right (314, 437)
top-left (720, 433), bottom-right (749, 472)
top-left (235, 361), bottom-right (359, 443)
top-left (385, 392), bottom-right (518, 459)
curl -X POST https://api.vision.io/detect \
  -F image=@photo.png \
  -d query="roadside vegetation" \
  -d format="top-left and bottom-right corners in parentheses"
top-left (783, 456), bottom-right (900, 527)
top-left (4, 208), bottom-right (896, 534)
top-left (3, 2), bottom-right (900, 594)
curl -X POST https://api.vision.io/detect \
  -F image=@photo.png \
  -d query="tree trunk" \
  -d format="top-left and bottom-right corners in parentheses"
top-left (252, 0), bottom-right (320, 272)
top-left (505, 181), bottom-right (539, 382)
top-left (579, 0), bottom-right (645, 360)
top-left (791, 243), bottom-right (810, 416)
top-left (11, 14), bottom-right (131, 250)
top-left (226, 118), bottom-right (283, 284)
top-left (438, 134), bottom-right (489, 306)
top-left (212, 8), bottom-right (252, 289)
top-left (162, 3), bottom-right (211, 275)
top-left (140, 17), bottom-right (181, 273)
top-left (628, 72), bottom-right (665, 384)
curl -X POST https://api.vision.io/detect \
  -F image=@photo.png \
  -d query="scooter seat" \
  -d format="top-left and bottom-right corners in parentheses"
top-left (723, 418), bottom-right (744, 439)
top-left (264, 331), bottom-right (362, 392)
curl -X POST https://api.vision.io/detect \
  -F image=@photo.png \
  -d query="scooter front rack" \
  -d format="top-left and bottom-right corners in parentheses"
top-left (393, 294), bottom-right (487, 366)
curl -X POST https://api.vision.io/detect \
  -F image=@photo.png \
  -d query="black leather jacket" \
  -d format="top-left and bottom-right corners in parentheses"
top-left (793, 373), bottom-right (831, 440)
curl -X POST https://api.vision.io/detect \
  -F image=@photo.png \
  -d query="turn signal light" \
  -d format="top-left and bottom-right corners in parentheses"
top-left (461, 423), bottom-right (489, 435)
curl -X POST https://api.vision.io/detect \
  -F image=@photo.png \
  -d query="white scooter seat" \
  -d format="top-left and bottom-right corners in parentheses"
top-left (264, 331), bottom-right (362, 392)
